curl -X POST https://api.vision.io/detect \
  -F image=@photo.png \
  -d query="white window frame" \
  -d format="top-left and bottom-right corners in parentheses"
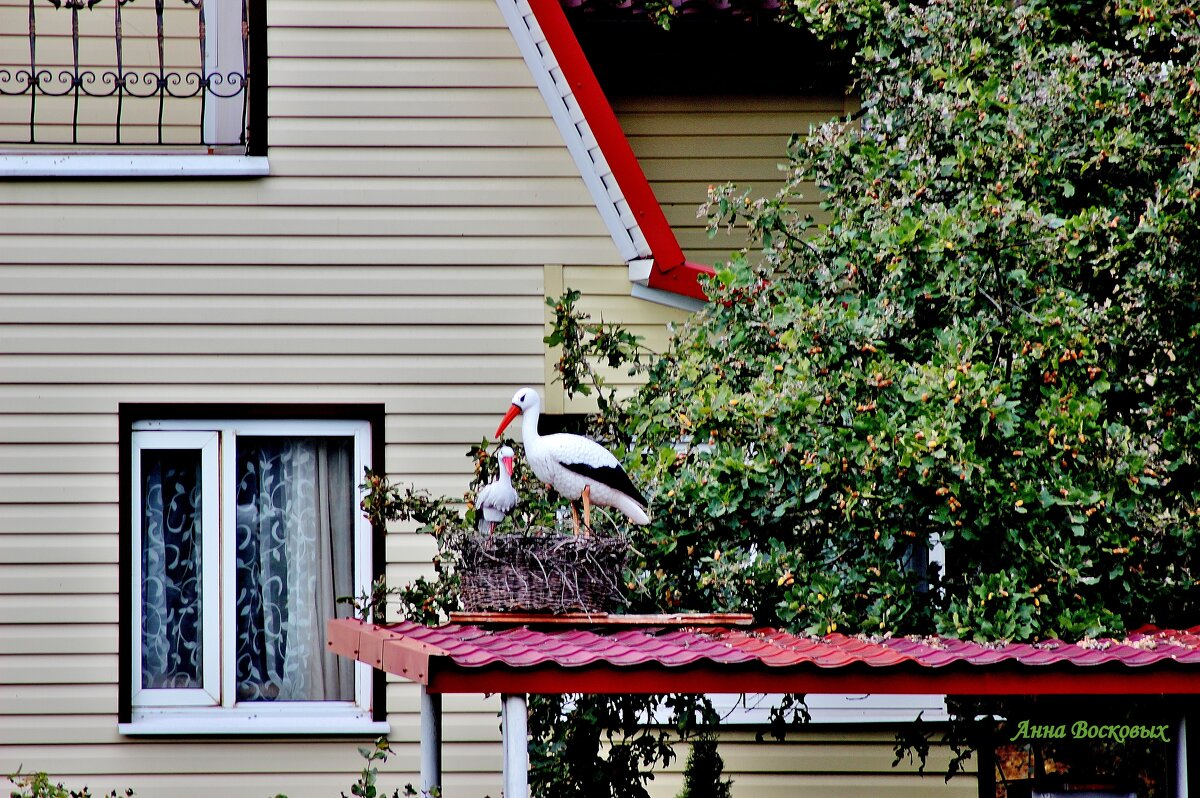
top-left (0, 154), bottom-right (268, 178)
top-left (130, 430), bottom-right (221, 709)
top-left (121, 418), bottom-right (385, 736)
top-left (202, 0), bottom-right (247, 147)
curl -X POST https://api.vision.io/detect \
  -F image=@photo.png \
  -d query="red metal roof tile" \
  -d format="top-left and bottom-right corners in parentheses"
top-left (328, 618), bottom-right (1200, 696)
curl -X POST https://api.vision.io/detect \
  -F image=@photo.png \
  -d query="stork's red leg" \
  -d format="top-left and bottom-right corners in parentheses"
top-left (569, 501), bottom-right (583, 535)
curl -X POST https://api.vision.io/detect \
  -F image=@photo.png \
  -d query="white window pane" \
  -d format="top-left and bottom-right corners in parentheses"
top-left (233, 436), bottom-right (355, 703)
top-left (140, 449), bottom-right (205, 689)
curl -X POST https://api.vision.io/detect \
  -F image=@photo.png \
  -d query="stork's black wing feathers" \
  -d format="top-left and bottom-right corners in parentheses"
top-left (561, 461), bottom-right (648, 507)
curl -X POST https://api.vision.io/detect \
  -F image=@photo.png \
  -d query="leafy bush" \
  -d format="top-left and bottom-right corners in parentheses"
top-left (6, 770), bottom-right (132, 798)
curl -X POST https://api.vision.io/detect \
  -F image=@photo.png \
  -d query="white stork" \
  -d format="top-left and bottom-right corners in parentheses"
top-left (474, 445), bottom-right (519, 534)
top-left (494, 387), bottom-right (650, 533)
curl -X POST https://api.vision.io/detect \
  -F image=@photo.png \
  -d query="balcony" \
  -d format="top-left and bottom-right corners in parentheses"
top-left (0, 0), bottom-right (264, 154)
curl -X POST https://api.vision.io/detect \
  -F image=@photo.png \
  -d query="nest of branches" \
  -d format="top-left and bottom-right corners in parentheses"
top-left (458, 531), bottom-right (629, 614)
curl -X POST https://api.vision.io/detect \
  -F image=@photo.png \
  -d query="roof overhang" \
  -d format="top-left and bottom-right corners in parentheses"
top-left (329, 617), bottom-right (1200, 697)
top-left (497, 0), bottom-right (715, 306)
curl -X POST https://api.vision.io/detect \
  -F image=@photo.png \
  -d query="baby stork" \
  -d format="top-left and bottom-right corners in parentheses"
top-left (474, 445), bottom-right (518, 534)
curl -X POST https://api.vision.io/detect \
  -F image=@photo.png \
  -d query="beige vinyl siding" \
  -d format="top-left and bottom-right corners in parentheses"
top-left (614, 94), bottom-right (848, 266)
top-left (656, 731), bottom-right (976, 798)
top-left (547, 92), bottom-right (856, 412)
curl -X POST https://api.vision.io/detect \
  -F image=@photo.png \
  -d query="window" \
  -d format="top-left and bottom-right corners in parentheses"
top-left (0, 0), bottom-right (266, 168)
top-left (705, 693), bottom-right (949, 725)
top-left (119, 407), bottom-right (384, 735)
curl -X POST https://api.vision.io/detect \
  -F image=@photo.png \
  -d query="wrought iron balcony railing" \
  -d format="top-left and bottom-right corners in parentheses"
top-left (0, 0), bottom-right (265, 153)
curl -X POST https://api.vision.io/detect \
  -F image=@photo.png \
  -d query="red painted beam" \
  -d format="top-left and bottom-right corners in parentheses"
top-left (426, 662), bottom-right (1200, 697)
top-left (528, 0), bottom-right (711, 302)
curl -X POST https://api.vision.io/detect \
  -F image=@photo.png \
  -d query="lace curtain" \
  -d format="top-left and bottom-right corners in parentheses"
top-left (139, 436), bottom-right (356, 702)
top-left (234, 437), bottom-right (355, 702)
top-left (140, 450), bottom-right (204, 689)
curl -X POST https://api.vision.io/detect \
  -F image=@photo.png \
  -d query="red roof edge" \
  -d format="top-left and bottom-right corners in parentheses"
top-left (529, 0), bottom-right (711, 302)
top-left (647, 259), bottom-right (716, 301)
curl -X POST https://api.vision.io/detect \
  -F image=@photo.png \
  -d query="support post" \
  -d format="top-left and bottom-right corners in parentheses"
top-left (502, 693), bottom-right (529, 798)
top-left (420, 686), bottom-right (442, 795)
top-left (1177, 715), bottom-right (1189, 798)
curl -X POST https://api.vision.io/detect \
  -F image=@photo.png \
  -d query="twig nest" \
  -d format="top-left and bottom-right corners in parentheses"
top-left (458, 531), bottom-right (629, 614)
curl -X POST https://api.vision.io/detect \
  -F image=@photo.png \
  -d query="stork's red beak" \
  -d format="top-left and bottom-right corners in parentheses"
top-left (502, 455), bottom-right (514, 477)
top-left (496, 403), bottom-right (521, 438)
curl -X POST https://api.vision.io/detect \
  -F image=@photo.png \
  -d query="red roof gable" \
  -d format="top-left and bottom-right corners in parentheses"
top-left (328, 618), bottom-right (1200, 696)
top-left (527, 0), bottom-right (716, 302)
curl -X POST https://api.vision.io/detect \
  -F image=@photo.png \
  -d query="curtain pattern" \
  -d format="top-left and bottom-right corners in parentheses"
top-left (140, 450), bottom-right (204, 689)
top-left (234, 437), bottom-right (355, 702)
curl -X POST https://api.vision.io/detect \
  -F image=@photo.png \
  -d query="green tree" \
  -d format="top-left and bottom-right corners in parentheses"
top-left (606, 0), bottom-right (1200, 642)
top-left (675, 736), bottom-right (732, 798)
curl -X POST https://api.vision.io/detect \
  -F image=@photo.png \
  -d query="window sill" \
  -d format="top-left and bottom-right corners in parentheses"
top-left (120, 708), bottom-right (388, 736)
top-left (0, 154), bottom-right (269, 178)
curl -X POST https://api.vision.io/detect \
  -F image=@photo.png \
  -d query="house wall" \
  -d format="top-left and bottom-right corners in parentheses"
top-left (663, 730), bottom-right (978, 798)
top-left (615, 93), bottom-right (847, 267)
top-left (544, 262), bottom-right (691, 415)
top-left (0, 1), bottom-right (972, 795)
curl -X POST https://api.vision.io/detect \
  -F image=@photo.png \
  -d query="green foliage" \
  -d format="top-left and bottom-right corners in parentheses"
top-left (368, 0), bottom-right (1200, 789)
top-left (890, 709), bottom-right (977, 782)
top-left (338, 575), bottom-right (404, 624)
top-left (775, 0), bottom-right (886, 50)
top-left (343, 738), bottom-right (396, 798)
top-left (6, 770), bottom-right (132, 798)
top-left (675, 736), bottom-right (732, 798)
top-left (358, 469), bottom-right (468, 624)
top-left (613, 0), bottom-right (1200, 643)
top-left (272, 737), bottom-right (445, 798)
top-left (340, 737), bottom-right (445, 798)
top-left (757, 693), bottom-right (811, 743)
top-left (529, 694), bottom-right (719, 798)
top-left (545, 288), bottom-right (650, 414)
